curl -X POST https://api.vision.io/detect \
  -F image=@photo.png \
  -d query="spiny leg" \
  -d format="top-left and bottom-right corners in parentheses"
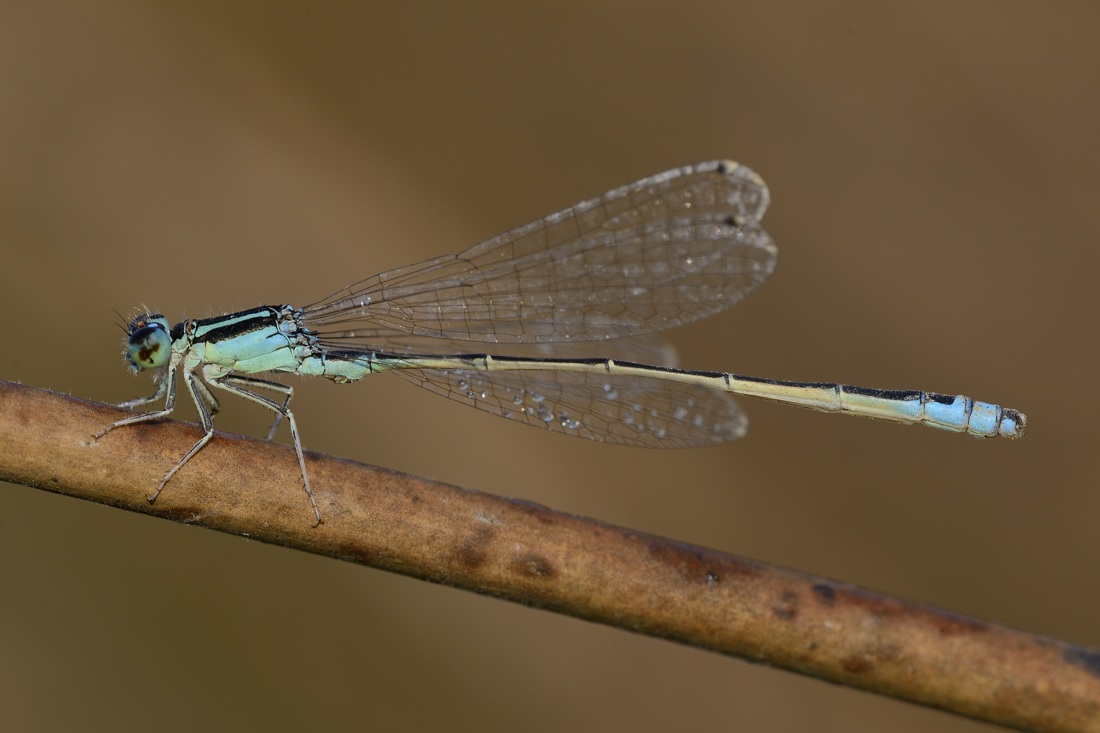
top-left (209, 373), bottom-right (320, 526)
top-left (215, 373), bottom-right (296, 441)
top-left (148, 366), bottom-right (218, 503)
top-left (94, 363), bottom-right (178, 440)
top-left (116, 376), bottom-right (170, 411)
top-left (190, 376), bottom-right (221, 419)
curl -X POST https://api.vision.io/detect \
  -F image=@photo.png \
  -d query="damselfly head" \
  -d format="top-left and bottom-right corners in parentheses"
top-left (123, 313), bottom-right (171, 373)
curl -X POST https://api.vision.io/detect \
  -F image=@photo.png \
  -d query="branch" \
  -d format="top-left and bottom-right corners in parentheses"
top-left (0, 378), bottom-right (1096, 731)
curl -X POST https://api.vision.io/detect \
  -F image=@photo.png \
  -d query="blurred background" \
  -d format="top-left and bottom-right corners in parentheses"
top-left (1, 2), bottom-right (1096, 731)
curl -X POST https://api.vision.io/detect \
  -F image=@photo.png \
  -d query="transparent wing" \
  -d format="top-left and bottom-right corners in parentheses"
top-left (303, 160), bottom-right (776, 345)
top-left (388, 364), bottom-right (747, 448)
top-left (315, 332), bottom-right (682, 366)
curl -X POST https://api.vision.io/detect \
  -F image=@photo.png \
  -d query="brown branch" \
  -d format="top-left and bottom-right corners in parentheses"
top-left (0, 378), bottom-right (1096, 731)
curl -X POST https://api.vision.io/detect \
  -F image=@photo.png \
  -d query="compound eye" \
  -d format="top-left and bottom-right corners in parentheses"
top-left (125, 316), bottom-right (172, 371)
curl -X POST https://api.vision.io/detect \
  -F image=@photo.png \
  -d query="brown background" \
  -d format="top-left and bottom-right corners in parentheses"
top-left (1, 2), bottom-right (1096, 731)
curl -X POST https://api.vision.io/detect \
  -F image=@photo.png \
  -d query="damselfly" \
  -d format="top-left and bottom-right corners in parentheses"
top-left (96, 161), bottom-right (1025, 525)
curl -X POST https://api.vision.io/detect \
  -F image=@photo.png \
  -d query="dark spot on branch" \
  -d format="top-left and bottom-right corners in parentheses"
top-left (510, 552), bottom-right (556, 580)
top-left (772, 591), bottom-right (799, 620)
top-left (1065, 646), bottom-right (1100, 677)
top-left (645, 535), bottom-right (760, 583)
top-left (455, 525), bottom-right (496, 569)
top-left (930, 612), bottom-right (990, 636)
top-left (813, 583), bottom-right (836, 605)
top-left (841, 655), bottom-right (874, 674)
